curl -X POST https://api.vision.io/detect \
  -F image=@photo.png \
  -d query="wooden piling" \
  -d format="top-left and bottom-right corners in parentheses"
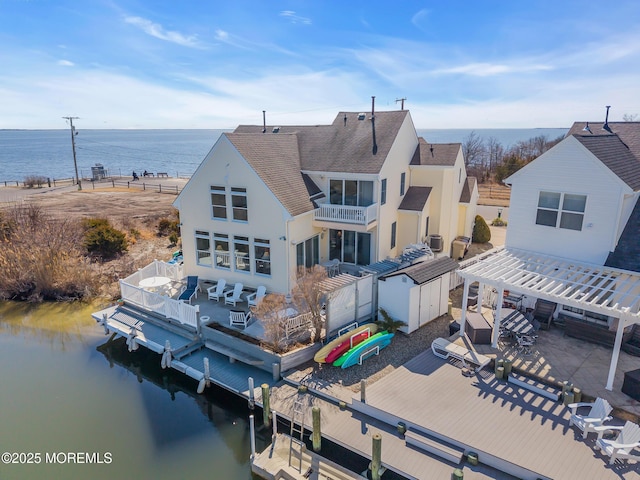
top-left (371, 433), bottom-right (382, 480)
top-left (262, 383), bottom-right (271, 427)
top-left (361, 379), bottom-right (366, 403)
top-left (312, 406), bottom-right (321, 452)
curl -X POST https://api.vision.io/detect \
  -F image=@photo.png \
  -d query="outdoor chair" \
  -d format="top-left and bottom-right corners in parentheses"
top-left (178, 276), bottom-right (200, 304)
top-left (568, 397), bottom-right (613, 439)
top-left (247, 285), bottom-right (266, 307)
top-left (594, 420), bottom-right (640, 465)
top-left (516, 333), bottom-right (537, 355)
top-left (224, 282), bottom-right (245, 307)
top-left (207, 279), bottom-right (227, 302)
top-left (532, 298), bottom-right (556, 330)
top-left (229, 310), bottom-right (251, 329)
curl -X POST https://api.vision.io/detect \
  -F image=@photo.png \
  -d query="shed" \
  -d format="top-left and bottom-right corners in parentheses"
top-left (378, 257), bottom-right (458, 334)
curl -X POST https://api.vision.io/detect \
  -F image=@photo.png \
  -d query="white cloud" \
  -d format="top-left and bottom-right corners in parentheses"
top-left (433, 62), bottom-right (553, 77)
top-left (279, 11), bottom-right (311, 25)
top-left (411, 9), bottom-right (430, 29)
top-left (215, 29), bottom-right (229, 41)
top-left (124, 16), bottom-right (202, 48)
top-left (57, 60), bottom-right (74, 67)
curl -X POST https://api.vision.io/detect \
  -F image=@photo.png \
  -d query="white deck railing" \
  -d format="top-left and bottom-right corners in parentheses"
top-left (123, 259), bottom-right (184, 286)
top-left (314, 203), bottom-right (378, 225)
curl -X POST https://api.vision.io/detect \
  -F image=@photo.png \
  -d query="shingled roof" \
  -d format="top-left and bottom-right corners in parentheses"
top-left (398, 186), bottom-right (432, 211)
top-left (234, 110), bottom-right (410, 174)
top-left (567, 122), bottom-right (640, 160)
top-left (460, 177), bottom-right (477, 203)
top-left (224, 133), bottom-right (315, 217)
top-left (410, 138), bottom-right (460, 166)
top-left (605, 196), bottom-right (640, 273)
top-left (573, 134), bottom-right (640, 191)
top-left (380, 256), bottom-right (459, 285)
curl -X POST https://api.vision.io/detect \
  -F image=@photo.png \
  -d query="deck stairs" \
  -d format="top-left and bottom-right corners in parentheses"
top-left (404, 428), bottom-right (465, 464)
top-left (204, 339), bottom-right (265, 366)
top-left (288, 396), bottom-right (307, 472)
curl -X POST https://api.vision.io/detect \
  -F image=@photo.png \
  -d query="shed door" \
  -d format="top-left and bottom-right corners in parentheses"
top-left (420, 277), bottom-right (443, 326)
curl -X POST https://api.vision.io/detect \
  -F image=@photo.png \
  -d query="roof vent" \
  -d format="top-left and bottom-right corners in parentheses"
top-left (357, 113), bottom-right (366, 120)
top-left (272, 126), bottom-right (280, 133)
top-left (602, 105), bottom-right (612, 133)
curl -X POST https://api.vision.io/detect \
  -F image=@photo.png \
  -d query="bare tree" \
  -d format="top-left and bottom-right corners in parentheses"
top-left (291, 265), bottom-right (328, 343)
top-left (623, 113), bottom-right (638, 122)
top-left (462, 131), bottom-right (485, 167)
top-left (251, 292), bottom-right (289, 353)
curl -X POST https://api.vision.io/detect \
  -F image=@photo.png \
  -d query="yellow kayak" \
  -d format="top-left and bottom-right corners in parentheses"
top-left (313, 323), bottom-right (378, 363)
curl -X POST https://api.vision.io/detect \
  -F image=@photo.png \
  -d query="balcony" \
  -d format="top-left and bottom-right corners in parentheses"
top-left (313, 203), bottom-right (378, 230)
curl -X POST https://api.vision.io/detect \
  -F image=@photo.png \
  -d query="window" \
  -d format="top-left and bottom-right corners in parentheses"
top-left (195, 231), bottom-right (212, 266)
top-left (536, 191), bottom-right (586, 231)
top-left (231, 187), bottom-right (248, 222)
top-left (329, 229), bottom-right (371, 265)
top-left (329, 179), bottom-right (373, 206)
top-left (391, 222), bottom-right (397, 249)
top-left (211, 186), bottom-right (227, 219)
top-left (254, 238), bottom-right (271, 276)
top-left (400, 172), bottom-right (406, 196)
top-left (213, 233), bottom-right (230, 269)
top-left (381, 179), bottom-right (387, 205)
top-left (233, 236), bottom-right (250, 272)
top-left (296, 236), bottom-right (320, 268)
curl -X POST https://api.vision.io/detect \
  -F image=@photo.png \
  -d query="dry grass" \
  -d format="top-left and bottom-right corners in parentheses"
top-left (478, 183), bottom-right (511, 207)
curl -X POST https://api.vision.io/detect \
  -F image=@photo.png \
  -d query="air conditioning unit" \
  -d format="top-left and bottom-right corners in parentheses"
top-left (428, 234), bottom-right (443, 252)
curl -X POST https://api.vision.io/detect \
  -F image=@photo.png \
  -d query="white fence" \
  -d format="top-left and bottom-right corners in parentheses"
top-left (122, 259), bottom-right (184, 287)
top-left (119, 281), bottom-right (199, 329)
top-left (325, 274), bottom-right (374, 334)
top-left (119, 260), bottom-right (196, 329)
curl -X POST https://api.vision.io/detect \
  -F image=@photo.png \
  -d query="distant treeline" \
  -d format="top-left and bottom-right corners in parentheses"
top-left (462, 132), bottom-right (565, 183)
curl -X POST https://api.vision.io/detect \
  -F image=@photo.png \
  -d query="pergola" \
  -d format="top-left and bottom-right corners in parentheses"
top-left (457, 247), bottom-right (640, 390)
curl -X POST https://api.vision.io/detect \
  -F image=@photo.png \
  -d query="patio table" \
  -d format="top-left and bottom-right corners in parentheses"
top-left (139, 276), bottom-right (171, 292)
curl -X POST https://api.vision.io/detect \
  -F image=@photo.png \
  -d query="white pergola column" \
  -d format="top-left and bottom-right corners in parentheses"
top-left (491, 285), bottom-right (505, 348)
top-left (476, 282), bottom-right (484, 314)
top-left (606, 315), bottom-right (630, 391)
top-left (459, 278), bottom-right (470, 337)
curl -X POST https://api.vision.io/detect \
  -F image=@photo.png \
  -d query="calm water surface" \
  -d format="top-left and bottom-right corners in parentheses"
top-left (0, 301), bottom-right (263, 480)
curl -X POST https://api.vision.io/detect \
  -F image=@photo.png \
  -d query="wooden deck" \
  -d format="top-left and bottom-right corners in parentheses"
top-left (267, 383), bottom-right (515, 480)
top-left (356, 349), bottom-right (640, 480)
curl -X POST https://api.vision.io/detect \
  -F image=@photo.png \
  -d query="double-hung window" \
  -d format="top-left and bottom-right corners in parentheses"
top-left (213, 233), bottom-right (230, 269)
top-left (536, 191), bottom-right (586, 231)
top-left (195, 231), bottom-right (212, 266)
top-left (233, 236), bottom-right (250, 272)
top-left (254, 238), bottom-right (271, 276)
top-left (231, 188), bottom-right (248, 222)
top-left (211, 186), bottom-right (227, 220)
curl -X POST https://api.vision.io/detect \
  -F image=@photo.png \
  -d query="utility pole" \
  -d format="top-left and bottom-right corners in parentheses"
top-left (395, 97), bottom-right (407, 110)
top-left (62, 116), bottom-right (81, 190)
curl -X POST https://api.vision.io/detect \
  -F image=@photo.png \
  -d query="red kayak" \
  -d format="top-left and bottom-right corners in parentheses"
top-left (324, 331), bottom-right (371, 364)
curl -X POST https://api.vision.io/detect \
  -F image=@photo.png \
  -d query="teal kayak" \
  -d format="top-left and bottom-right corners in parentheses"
top-left (334, 331), bottom-right (394, 368)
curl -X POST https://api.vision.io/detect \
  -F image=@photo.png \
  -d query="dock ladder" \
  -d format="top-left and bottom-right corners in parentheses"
top-left (288, 395), bottom-right (306, 472)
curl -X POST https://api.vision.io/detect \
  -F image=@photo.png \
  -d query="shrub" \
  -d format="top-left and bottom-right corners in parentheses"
top-left (83, 218), bottom-right (128, 258)
top-left (376, 308), bottom-right (407, 334)
top-left (472, 215), bottom-right (491, 243)
top-left (24, 175), bottom-right (48, 188)
top-left (491, 217), bottom-right (507, 227)
top-left (157, 213), bottom-right (180, 237)
top-left (168, 232), bottom-right (179, 246)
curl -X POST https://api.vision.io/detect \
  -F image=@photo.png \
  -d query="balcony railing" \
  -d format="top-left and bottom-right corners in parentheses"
top-left (314, 203), bottom-right (378, 225)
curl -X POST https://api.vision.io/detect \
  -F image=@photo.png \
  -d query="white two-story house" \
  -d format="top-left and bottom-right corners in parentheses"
top-left (457, 120), bottom-right (640, 391)
top-left (174, 109), bottom-right (477, 295)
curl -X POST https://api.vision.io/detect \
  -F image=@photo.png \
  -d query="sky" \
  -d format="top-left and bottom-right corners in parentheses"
top-left (1, 1), bottom-right (639, 129)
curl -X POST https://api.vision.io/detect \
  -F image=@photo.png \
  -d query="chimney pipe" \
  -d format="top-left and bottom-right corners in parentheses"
top-left (344, 114), bottom-right (347, 126)
top-left (371, 96), bottom-right (375, 119)
top-left (602, 105), bottom-right (612, 133)
top-left (262, 110), bottom-right (266, 133)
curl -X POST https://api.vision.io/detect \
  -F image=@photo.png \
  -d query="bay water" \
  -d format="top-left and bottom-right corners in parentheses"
top-left (0, 301), bottom-right (264, 480)
top-left (0, 128), bottom-right (567, 182)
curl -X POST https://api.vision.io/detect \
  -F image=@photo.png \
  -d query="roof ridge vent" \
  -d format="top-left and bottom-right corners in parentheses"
top-left (357, 113), bottom-right (366, 120)
top-left (272, 126), bottom-right (280, 133)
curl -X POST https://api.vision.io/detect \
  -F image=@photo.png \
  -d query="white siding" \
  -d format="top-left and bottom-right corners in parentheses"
top-left (506, 137), bottom-right (628, 264)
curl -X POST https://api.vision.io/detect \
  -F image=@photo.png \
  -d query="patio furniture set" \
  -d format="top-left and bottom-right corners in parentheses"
top-left (568, 397), bottom-right (640, 465)
top-left (496, 308), bottom-right (538, 355)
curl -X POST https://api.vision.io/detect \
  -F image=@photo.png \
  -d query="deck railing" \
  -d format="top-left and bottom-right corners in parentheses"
top-left (123, 259), bottom-right (184, 287)
top-left (314, 203), bottom-right (378, 225)
top-left (119, 280), bottom-right (198, 329)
